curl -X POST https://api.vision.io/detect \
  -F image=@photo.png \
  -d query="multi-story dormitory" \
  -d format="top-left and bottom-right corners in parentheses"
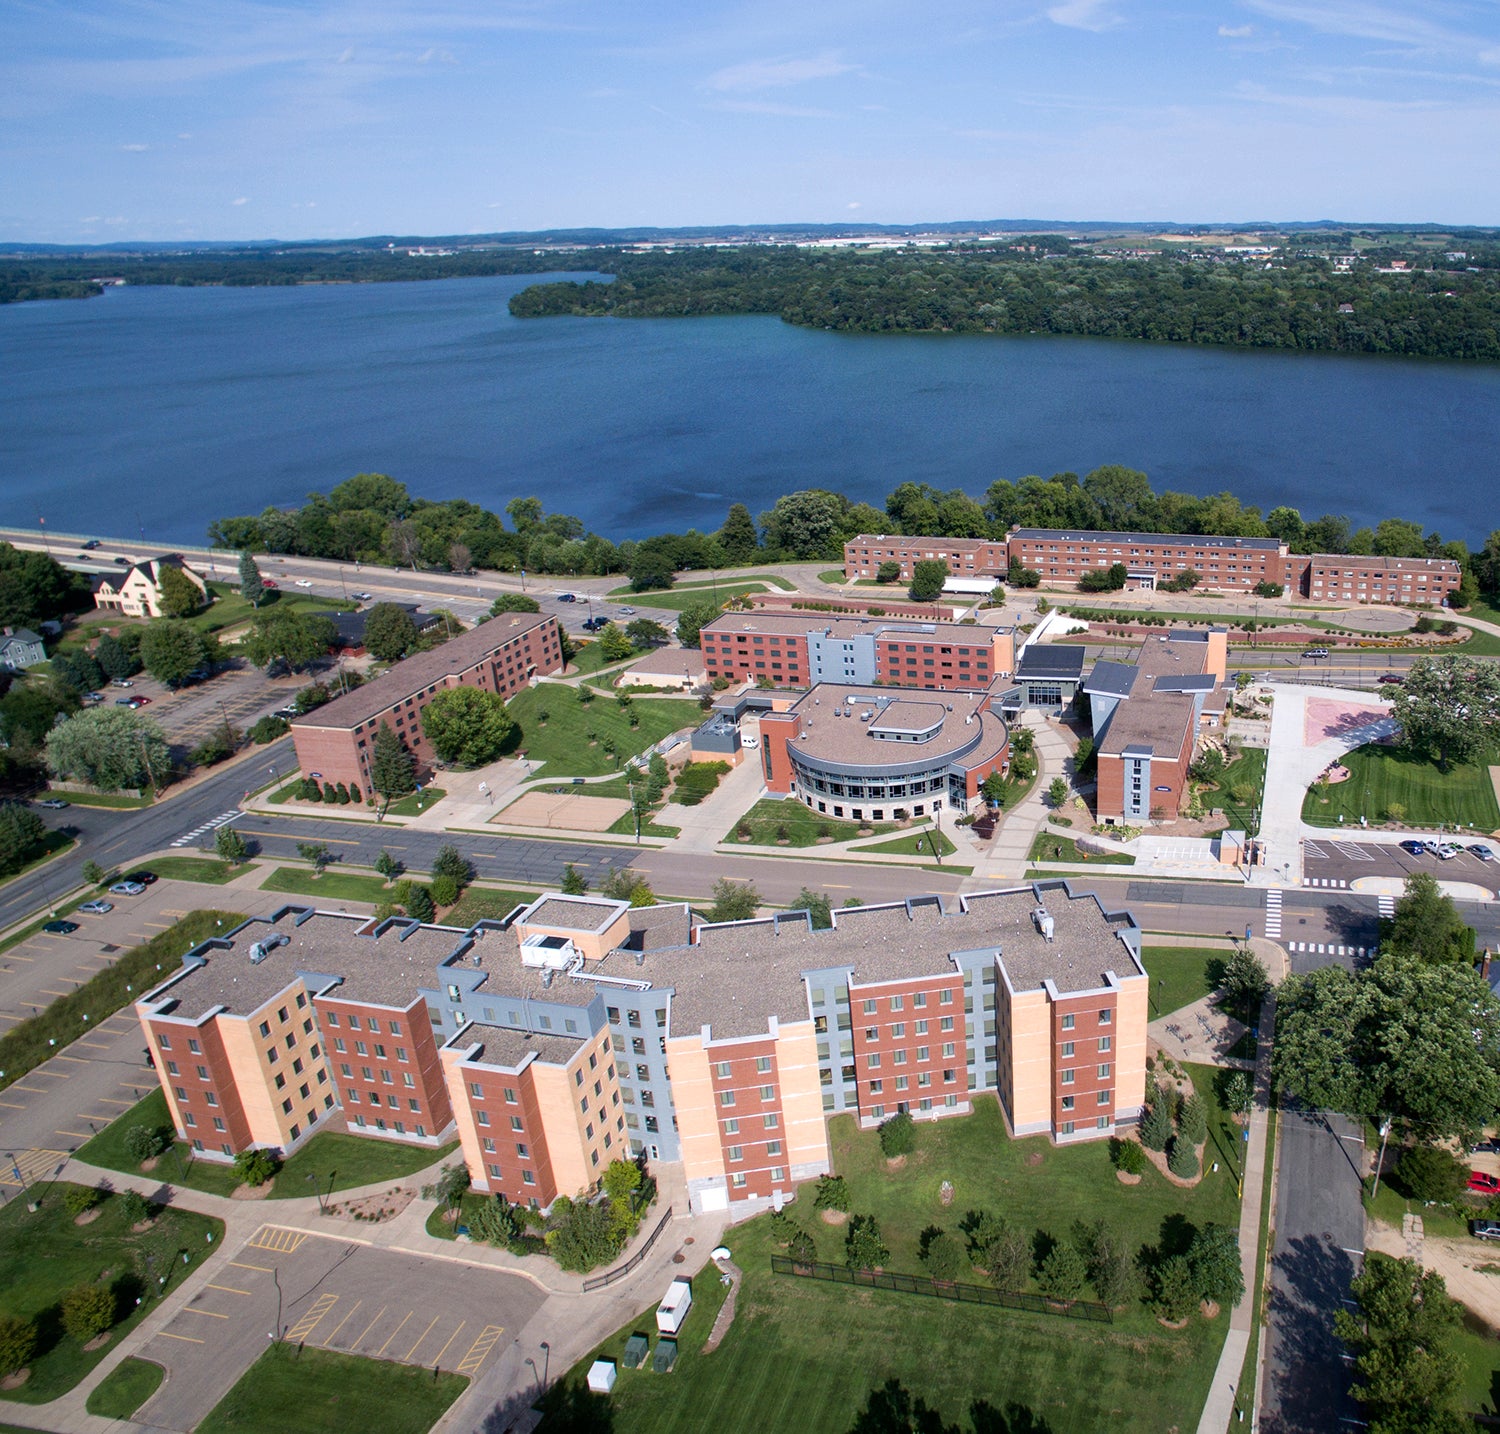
top-left (136, 883), bottom-right (1148, 1217)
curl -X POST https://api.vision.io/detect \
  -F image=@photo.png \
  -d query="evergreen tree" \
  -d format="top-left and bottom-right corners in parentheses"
top-left (158, 563), bottom-right (204, 618)
top-left (718, 503), bottom-right (760, 563)
top-left (94, 633), bottom-right (135, 681)
top-left (561, 863), bottom-right (588, 895)
top-left (1188, 1224), bottom-right (1245, 1310)
top-left (369, 721), bottom-right (415, 814)
top-left (1167, 1135), bottom-right (1200, 1179)
top-left (1037, 1242), bottom-right (1088, 1301)
top-left (1139, 1095), bottom-right (1172, 1152)
top-left (432, 843), bottom-right (474, 888)
top-left (403, 883), bottom-right (436, 922)
top-left (1178, 1094), bottom-right (1208, 1146)
top-left (239, 551), bottom-right (265, 606)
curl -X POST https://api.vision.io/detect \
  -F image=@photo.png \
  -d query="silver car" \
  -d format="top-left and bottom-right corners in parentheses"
top-left (78, 900), bottom-right (114, 914)
top-left (108, 880), bottom-right (146, 896)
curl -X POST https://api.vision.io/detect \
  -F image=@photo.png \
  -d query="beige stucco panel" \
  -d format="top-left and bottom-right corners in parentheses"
top-left (774, 1021), bottom-right (830, 1171)
top-left (665, 1036), bottom-right (726, 1186)
top-left (1113, 974), bottom-right (1149, 1114)
top-left (217, 1012), bottom-right (290, 1149)
top-left (1007, 988), bottom-right (1053, 1131)
top-left (532, 1060), bottom-right (590, 1198)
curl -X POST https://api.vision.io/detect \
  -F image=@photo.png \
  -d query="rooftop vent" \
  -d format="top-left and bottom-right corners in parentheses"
top-left (521, 933), bottom-right (577, 971)
top-left (1031, 906), bottom-right (1055, 942)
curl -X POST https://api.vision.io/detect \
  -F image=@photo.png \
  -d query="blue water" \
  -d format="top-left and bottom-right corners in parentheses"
top-left (2, 272), bottom-right (1498, 546)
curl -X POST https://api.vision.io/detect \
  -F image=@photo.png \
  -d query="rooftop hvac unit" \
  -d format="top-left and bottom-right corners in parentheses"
top-left (521, 934), bottom-right (577, 971)
top-left (249, 942), bottom-right (270, 965)
top-left (1031, 907), bottom-right (1055, 941)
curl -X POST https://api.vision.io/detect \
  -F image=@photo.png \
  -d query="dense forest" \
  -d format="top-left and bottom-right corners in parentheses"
top-left (207, 469), bottom-right (1500, 603)
top-left (509, 245), bottom-right (1500, 361)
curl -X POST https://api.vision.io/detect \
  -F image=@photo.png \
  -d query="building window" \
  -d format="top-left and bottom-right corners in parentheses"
top-left (720, 1091), bottom-right (735, 1107)
top-left (1098, 1036), bottom-right (1111, 1053)
top-left (1060, 1069), bottom-right (1075, 1085)
top-left (1098, 1064), bottom-right (1112, 1079)
top-left (1061, 1013), bottom-right (1075, 1030)
top-left (1061, 1095), bottom-right (1074, 1111)
top-left (1061, 1041), bottom-right (1074, 1058)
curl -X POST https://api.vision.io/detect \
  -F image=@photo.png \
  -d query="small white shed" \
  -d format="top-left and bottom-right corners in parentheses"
top-left (586, 1358), bottom-right (617, 1394)
top-left (656, 1277), bottom-right (693, 1335)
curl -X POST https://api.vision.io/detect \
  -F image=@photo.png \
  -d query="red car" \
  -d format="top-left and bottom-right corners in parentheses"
top-left (1468, 1171), bottom-right (1500, 1195)
top-left (261, 578), bottom-right (279, 590)
top-left (134, 695), bottom-right (152, 706)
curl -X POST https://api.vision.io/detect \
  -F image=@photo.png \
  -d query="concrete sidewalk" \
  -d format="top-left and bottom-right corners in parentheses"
top-left (972, 712), bottom-right (1077, 883)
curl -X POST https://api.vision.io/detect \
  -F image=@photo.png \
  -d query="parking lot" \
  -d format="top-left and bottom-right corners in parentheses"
top-left (1301, 836), bottom-right (1498, 893)
top-left (134, 1225), bottom-right (546, 1431)
top-left (104, 659), bottom-right (313, 751)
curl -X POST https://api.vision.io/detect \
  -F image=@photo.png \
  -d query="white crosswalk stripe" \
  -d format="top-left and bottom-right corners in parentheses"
top-left (1377, 894), bottom-right (1396, 918)
top-left (1264, 889), bottom-right (1282, 939)
top-left (1287, 943), bottom-right (1369, 957)
top-left (171, 809), bottom-right (243, 848)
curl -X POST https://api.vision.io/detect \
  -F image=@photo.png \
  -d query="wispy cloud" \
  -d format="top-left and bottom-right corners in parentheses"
top-left (232, 196), bottom-right (248, 205)
top-left (1045, 0), bottom-right (1122, 33)
top-left (713, 98), bottom-right (838, 118)
top-left (121, 142), bottom-right (149, 152)
top-left (1219, 24), bottom-right (1254, 38)
top-left (1243, 0), bottom-right (1490, 56)
top-left (704, 51), bottom-right (856, 93)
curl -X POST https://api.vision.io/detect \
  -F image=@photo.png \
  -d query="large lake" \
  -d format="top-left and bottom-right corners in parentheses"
top-left (2, 272), bottom-right (1498, 546)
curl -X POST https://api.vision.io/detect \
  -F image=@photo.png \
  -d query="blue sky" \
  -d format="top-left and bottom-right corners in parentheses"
top-left (3, 0), bottom-right (1499, 242)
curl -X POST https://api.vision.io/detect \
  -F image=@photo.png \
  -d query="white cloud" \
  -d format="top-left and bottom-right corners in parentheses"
top-left (337, 45), bottom-right (355, 64)
top-left (232, 196), bottom-right (248, 205)
top-left (1243, 0), bottom-right (1483, 54)
top-left (121, 142), bottom-right (149, 152)
top-left (177, 132), bottom-right (192, 140)
top-left (1045, 0), bottom-right (1122, 32)
top-left (1219, 24), bottom-right (1254, 38)
top-left (705, 52), bottom-right (856, 93)
top-left (847, 201), bottom-right (862, 209)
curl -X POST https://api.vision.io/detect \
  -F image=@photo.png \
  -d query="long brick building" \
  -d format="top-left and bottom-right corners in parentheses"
top-left (137, 884), bottom-right (1148, 1216)
top-left (289, 611), bottom-right (564, 790)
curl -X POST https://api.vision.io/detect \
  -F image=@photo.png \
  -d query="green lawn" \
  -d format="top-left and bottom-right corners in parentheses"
top-left (548, 1088), bottom-right (1240, 1434)
top-left (625, 582), bottom-right (768, 613)
top-left (506, 687), bottom-right (694, 779)
top-left (443, 885), bottom-right (541, 926)
top-left (0, 910), bottom-right (244, 1095)
top-left (1207, 748), bottom-right (1268, 835)
top-left (383, 786), bottom-right (445, 817)
top-left (269, 1132), bottom-right (458, 1200)
top-left (1302, 742), bottom-right (1500, 830)
top-left (817, 569), bottom-right (848, 584)
top-left (196, 1344), bottom-right (467, 1434)
top-left (0, 1184), bottom-right (223, 1405)
top-left (2, 831), bottom-right (74, 882)
top-left (606, 809), bottom-right (681, 840)
top-left (1455, 1319), bottom-right (1500, 1417)
top-left (44, 789), bottom-right (155, 808)
top-left (609, 573), bottom-right (794, 597)
top-left (189, 582), bottom-right (355, 635)
top-left (1143, 944), bottom-right (1227, 1019)
top-left (725, 799), bottom-right (897, 848)
top-left (260, 866), bottom-right (392, 904)
top-left (140, 856), bottom-right (251, 885)
top-left (566, 640), bottom-right (616, 675)
top-left (851, 827), bottom-right (957, 858)
top-left (85, 1358), bottom-right (164, 1419)
top-left (77, 1088), bottom-right (243, 1198)
top-left (1028, 833), bottom-right (1135, 867)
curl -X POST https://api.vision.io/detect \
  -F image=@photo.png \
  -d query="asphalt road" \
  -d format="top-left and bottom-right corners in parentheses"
top-left (1261, 1106), bottom-right (1366, 1434)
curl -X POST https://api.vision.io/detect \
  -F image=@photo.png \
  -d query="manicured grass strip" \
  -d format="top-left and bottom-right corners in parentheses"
top-left (608, 572), bottom-right (794, 597)
top-left (0, 910), bottom-right (243, 1094)
top-left (85, 1358), bottom-right (164, 1419)
top-left (189, 582), bottom-right (355, 635)
top-left (443, 885), bottom-right (542, 926)
top-left (196, 1344), bottom-right (467, 1434)
top-left (606, 810), bottom-right (680, 839)
top-left (260, 867), bottom-right (392, 903)
top-left (566, 640), bottom-right (616, 675)
top-left (1207, 747), bottom-right (1267, 835)
top-left (725, 799), bottom-right (897, 848)
top-left (138, 856), bottom-right (251, 885)
top-left (625, 582), bottom-right (768, 613)
top-left (269, 1132), bottom-right (458, 1201)
top-left (77, 1088), bottom-right (243, 1198)
top-left (851, 827), bottom-right (957, 857)
top-left (817, 569), bottom-right (848, 584)
top-left (47, 790), bottom-right (155, 809)
top-left (1235, 1101), bottom-right (1278, 1426)
top-left (1301, 742), bottom-right (1500, 830)
top-left (0, 1185), bottom-right (222, 1405)
top-left (1028, 833), bottom-right (1135, 866)
top-left (383, 786), bottom-right (445, 817)
top-left (1143, 944), bottom-right (1228, 1019)
top-left (506, 687), bottom-right (694, 780)
top-left (1, 832), bottom-right (75, 883)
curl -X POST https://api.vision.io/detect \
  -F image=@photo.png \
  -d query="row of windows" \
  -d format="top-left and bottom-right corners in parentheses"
top-left (867, 1093), bottom-right (961, 1118)
top-left (867, 1071), bottom-right (956, 1091)
top-left (1059, 1065), bottom-right (1113, 1084)
top-left (861, 990), bottom-right (952, 1014)
top-left (1060, 1092), bottom-right (1112, 1110)
top-left (1059, 1009), bottom-right (1112, 1030)
top-left (862, 1017), bottom-right (955, 1039)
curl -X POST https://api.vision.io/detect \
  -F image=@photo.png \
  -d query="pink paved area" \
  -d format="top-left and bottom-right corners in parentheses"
top-left (1304, 697), bottom-right (1386, 746)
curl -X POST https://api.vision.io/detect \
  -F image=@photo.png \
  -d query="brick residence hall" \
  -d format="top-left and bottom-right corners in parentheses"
top-left (137, 883), bottom-right (1147, 1216)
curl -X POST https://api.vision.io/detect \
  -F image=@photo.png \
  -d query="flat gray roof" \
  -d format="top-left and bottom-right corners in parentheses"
top-left (1098, 692), bottom-right (1196, 757)
top-left (448, 1022), bottom-right (584, 1070)
top-left (1011, 528), bottom-right (1283, 552)
top-left (786, 684), bottom-right (1006, 771)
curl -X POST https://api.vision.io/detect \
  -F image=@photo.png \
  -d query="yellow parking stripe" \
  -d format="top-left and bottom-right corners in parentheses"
top-left (56, 1054), bottom-right (89, 1064)
top-left (184, 1307), bottom-right (230, 1319)
top-left (431, 1321), bottom-right (465, 1367)
top-left (287, 1293), bottom-right (339, 1343)
top-left (352, 1307), bottom-right (388, 1347)
top-left (158, 1331), bottom-right (204, 1344)
top-left (321, 1299), bottom-right (362, 1347)
top-left (205, 1283), bottom-right (252, 1297)
top-left (230, 1260), bottom-right (274, 1273)
top-left (403, 1315), bottom-right (440, 1362)
top-left (376, 1311), bottom-right (413, 1356)
top-left (456, 1324), bottom-right (505, 1376)
top-left (246, 1225), bottom-right (307, 1253)
top-left (0, 1149), bottom-right (67, 1187)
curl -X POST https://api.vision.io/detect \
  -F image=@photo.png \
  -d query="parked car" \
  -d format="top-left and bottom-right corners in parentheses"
top-left (1301, 648), bottom-right (1329, 660)
top-left (113, 556), bottom-right (130, 565)
top-left (618, 605), bottom-right (636, 615)
top-left (1399, 839), bottom-right (1426, 856)
top-left (581, 616), bottom-right (609, 631)
top-left (78, 900), bottom-right (114, 915)
top-left (1438, 843), bottom-right (1462, 860)
top-left (1467, 1171), bottom-right (1500, 1195)
top-left (740, 734), bottom-right (759, 750)
top-left (42, 920), bottom-right (80, 935)
top-left (261, 578), bottom-right (279, 590)
top-left (114, 696), bottom-right (141, 708)
top-left (109, 880), bottom-right (146, 896)
top-left (128, 870), bottom-right (159, 885)
top-left (1471, 1138), bottom-right (1500, 1155)
top-left (352, 591), bottom-right (373, 601)
top-left (556, 592), bottom-right (576, 603)
top-left (110, 678), bottom-right (134, 688)
top-left (1421, 841), bottom-right (1444, 856)
top-left (81, 539), bottom-right (101, 550)
top-left (1378, 673), bottom-right (1404, 685)
top-left (133, 695), bottom-right (152, 706)
top-left (1470, 1220), bottom-right (1500, 1241)
top-left (80, 691), bottom-right (103, 706)
top-left (295, 578), bottom-right (313, 588)
top-left (38, 798), bottom-right (69, 810)
top-left (1470, 844), bottom-right (1495, 862)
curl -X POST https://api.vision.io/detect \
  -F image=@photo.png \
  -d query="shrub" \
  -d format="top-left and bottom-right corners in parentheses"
top-left (374, 849), bottom-right (402, 882)
top-left (119, 1189), bottom-right (149, 1225)
top-left (1394, 1144), bottom-right (1467, 1203)
top-left (430, 874), bottom-right (460, 908)
top-left (813, 1173), bottom-right (850, 1211)
top-left (322, 781), bottom-right (338, 803)
top-left (336, 782), bottom-right (351, 805)
top-left (1188, 1223), bottom-right (1245, 1309)
top-left (402, 883), bottom-right (436, 922)
top-left (63, 1184), bottom-right (103, 1216)
top-left (125, 1124), bottom-right (167, 1163)
top-left (1036, 1242), bottom-right (1087, 1301)
top-left (61, 1284), bottom-right (116, 1342)
top-left (845, 1214), bottom-right (889, 1272)
top-left (304, 779), bottom-right (323, 802)
top-left (349, 783), bottom-right (361, 802)
top-left (787, 1230), bottom-right (817, 1267)
top-left (248, 714), bottom-right (290, 744)
top-left (1167, 1135), bottom-right (1199, 1179)
top-left (878, 1110), bottom-right (916, 1158)
top-left (921, 1230), bottom-right (968, 1283)
top-left (1139, 1098), bottom-right (1172, 1152)
top-left (1178, 1094), bottom-right (1208, 1146)
top-left (0, 1314), bottom-right (38, 1376)
top-left (1110, 1137), bottom-right (1147, 1175)
top-left (982, 1222), bottom-right (1032, 1292)
top-left (1216, 1069), bottom-right (1253, 1117)
top-left (234, 1148), bottom-right (281, 1187)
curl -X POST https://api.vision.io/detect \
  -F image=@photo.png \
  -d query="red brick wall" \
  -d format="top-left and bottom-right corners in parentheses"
top-left (148, 1015), bottom-right (252, 1158)
top-left (842, 538), bottom-right (1008, 582)
top-left (457, 1063), bottom-right (560, 1206)
top-left (759, 711), bottom-right (800, 794)
top-left (315, 996), bottom-right (451, 1142)
top-left (1052, 993), bottom-right (1119, 1136)
top-left (700, 628), bottom-right (811, 685)
top-left (706, 1037), bottom-right (791, 1204)
top-left (847, 975), bottom-right (967, 1122)
top-left (1010, 534), bottom-right (1285, 591)
top-left (872, 634), bottom-right (996, 690)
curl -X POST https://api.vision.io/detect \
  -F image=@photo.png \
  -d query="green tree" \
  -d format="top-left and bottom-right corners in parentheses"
top-left (1393, 1144), bottom-right (1468, 1203)
top-left (297, 841), bottom-right (332, 874)
top-left (215, 826), bottom-right (249, 864)
top-left (432, 844), bottom-right (474, 888)
top-left (879, 1111), bottom-right (916, 1157)
top-left (60, 1284), bottom-right (116, 1342)
top-left (363, 602), bottom-right (419, 663)
top-left (1273, 953), bottom-right (1500, 1141)
top-left (787, 1230), bottom-right (817, 1267)
top-left (1073, 1219), bottom-right (1140, 1307)
top-left (1220, 944), bottom-right (1271, 1010)
top-left (402, 883), bottom-right (436, 922)
top-left (242, 611), bottom-right (337, 672)
top-left (597, 622), bottom-right (634, 662)
top-left (602, 1157), bottom-right (643, 1206)
top-left (238, 551), bottom-right (265, 606)
top-left (717, 503), bottom-right (760, 562)
top-left (628, 550), bottom-right (676, 591)
top-left (1382, 871), bottom-right (1476, 966)
top-left (908, 558), bottom-right (949, 602)
top-left (1139, 1095), bottom-right (1172, 1152)
top-left (561, 863), bottom-right (588, 895)
top-left (845, 1214), bottom-right (889, 1272)
top-left (1389, 654), bottom-right (1500, 773)
top-left (1188, 1224), bottom-right (1244, 1309)
top-left (419, 686), bottom-right (515, 767)
top-left (625, 618), bottom-right (670, 650)
top-left (921, 1231), bottom-right (968, 1283)
top-left (545, 1195), bottom-right (622, 1272)
top-left (374, 849), bottom-right (402, 882)
top-left (981, 1221), bottom-right (1032, 1292)
top-left (157, 562), bottom-right (204, 618)
top-left (368, 722), bottom-right (415, 812)
top-left (1047, 776), bottom-right (1067, 808)
top-left (708, 876), bottom-right (760, 923)
top-left (0, 541), bottom-right (80, 628)
top-left (675, 602), bottom-right (720, 649)
top-left (759, 489), bottom-right (847, 560)
top-left (93, 633), bottom-right (136, 681)
top-left (1167, 1134), bottom-right (1199, 1178)
top-left (792, 887), bottom-right (833, 929)
top-left (422, 1162), bottom-right (471, 1211)
top-left (0, 1314), bottom-right (37, 1377)
top-left (1036, 1241), bottom-right (1088, 1301)
top-left (45, 708), bottom-right (169, 791)
top-left (139, 619), bottom-right (208, 687)
top-left (876, 560), bottom-right (902, 584)
top-left (1178, 1094), bottom-right (1208, 1146)
top-left (124, 1124), bottom-right (167, 1163)
top-left (489, 592), bottom-right (540, 615)
top-left (813, 1174), bottom-right (849, 1211)
top-left (52, 649), bottom-right (104, 695)
top-left (1334, 1253), bottom-right (1470, 1434)
top-left (430, 874), bottom-right (459, 907)
top-left (1152, 1255), bottom-right (1197, 1322)
top-left (0, 802), bottom-right (47, 878)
